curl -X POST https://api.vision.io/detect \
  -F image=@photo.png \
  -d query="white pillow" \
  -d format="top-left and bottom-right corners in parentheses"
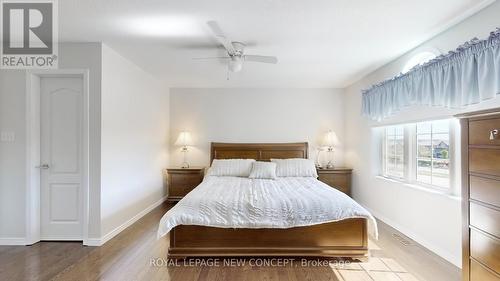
top-left (271, 158), bottom-right (318, 177)
top-left (206, 159), bottom-right (255, 177)
top-left (249, 161), bottom-right (277, 179)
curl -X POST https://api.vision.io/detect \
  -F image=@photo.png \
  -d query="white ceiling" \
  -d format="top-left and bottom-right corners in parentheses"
top-left (59, 0), bottom-right (493, 88)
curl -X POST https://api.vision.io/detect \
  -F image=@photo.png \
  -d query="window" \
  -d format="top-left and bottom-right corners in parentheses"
top-left (416, 120), bottom-right (450, 188)
top-left (383, 126), bottom-right (405, 179)
top-left (380, 119), bottom-right (455, 192)
top-left (402, 51), bottom-right (438, 74)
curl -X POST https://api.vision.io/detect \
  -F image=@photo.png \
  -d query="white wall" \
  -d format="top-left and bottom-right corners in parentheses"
top-left (100, 45), bottom-right (169, 239)
top-left (344, 1), bottom-right (500, 267)
top-left (0, 70), bottom-right (28, 239)
top-left (169, 88), bottom-right (344, 167)
top-left (0, 43), bottom-right (103, 242)
top-left (0, 42), bottom-right (170, 245)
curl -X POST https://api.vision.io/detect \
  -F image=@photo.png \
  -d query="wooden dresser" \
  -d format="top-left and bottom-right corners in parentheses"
top-left (166, 167), bottom-right (204, 202)
top-left (317, 168), bottom-right (352, 196)
top-left (457, 108), bottom-right (500, 281)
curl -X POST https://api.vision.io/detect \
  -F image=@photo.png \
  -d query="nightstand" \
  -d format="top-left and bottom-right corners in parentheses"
top-left (317, 168), bottom-right (352, 196)
top-left (166, 167), bottom-right (204, 202)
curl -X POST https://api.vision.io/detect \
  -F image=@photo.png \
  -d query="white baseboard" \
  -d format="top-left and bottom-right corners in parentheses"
top-left (0, 237), bottom-right (26, 245)
top-left (83, 238), bottom-right (102, 246)
top-left (83, 196), bottom-right (167, 247)
top-left (361, 204), bottom-right (461, 268)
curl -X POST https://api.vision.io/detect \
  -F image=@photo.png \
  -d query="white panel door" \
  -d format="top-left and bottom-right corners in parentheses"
top-left (40, 77), bottom-right (84, 240)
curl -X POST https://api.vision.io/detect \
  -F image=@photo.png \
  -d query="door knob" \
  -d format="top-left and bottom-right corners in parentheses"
top-left (36, 164), bottom-right (50, 169)
top-left (490, 129), bottom-right (499, 140)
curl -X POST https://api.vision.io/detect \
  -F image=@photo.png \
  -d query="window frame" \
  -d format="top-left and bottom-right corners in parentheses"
top-left (380, 119), bottom-right (459, 195)
top-left (411, 120), bottom-right (454, 192)
top-left (381, 125), bottom-right (406, 180)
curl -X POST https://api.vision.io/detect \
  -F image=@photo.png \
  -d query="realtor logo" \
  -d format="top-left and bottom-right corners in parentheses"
top-left (0, 0), bottom-right (58, 69)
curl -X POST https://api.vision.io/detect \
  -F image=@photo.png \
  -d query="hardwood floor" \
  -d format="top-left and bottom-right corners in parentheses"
top-left (0, 202), bottom-right (460, 281)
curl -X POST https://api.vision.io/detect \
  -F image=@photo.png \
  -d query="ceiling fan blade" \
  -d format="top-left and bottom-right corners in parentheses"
top-left (207, 21), bottom-right (236, 55)
top-left (192, 57), bottom-right (230, 60)
top-left (244, 55), bottom-right (278, 64)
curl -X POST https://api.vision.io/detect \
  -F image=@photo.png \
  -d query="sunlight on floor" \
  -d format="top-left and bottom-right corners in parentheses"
top-left (330, 257), bottom-right (420, 281)
top-left (328, 239), bottom-right (421, 281)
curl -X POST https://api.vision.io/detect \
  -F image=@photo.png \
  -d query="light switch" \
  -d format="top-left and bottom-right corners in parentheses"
top-left (0, 131), bottom-right (15, 142)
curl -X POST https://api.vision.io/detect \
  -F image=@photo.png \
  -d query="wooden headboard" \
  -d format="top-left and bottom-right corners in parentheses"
top-left (210, 142), bottom-right (308, 163)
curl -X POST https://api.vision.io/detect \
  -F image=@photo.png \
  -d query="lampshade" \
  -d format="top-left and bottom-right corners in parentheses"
top-left (322, 130), bottom-right (339, 147)
top-left (174, 131), bottom-right (193, 146)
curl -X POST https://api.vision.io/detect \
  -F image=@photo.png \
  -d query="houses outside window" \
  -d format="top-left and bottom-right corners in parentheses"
top-left (416, 120), bottom-right (450, 188)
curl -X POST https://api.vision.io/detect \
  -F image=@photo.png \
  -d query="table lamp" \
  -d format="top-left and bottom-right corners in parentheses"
top-left (322, 130), bottom-right (339, 169)
top-left (175, 131), bottom-right (193, 168)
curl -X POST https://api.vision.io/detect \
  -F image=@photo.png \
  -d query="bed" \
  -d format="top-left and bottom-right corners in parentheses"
top-left (158, 142), bottom-right (375, 260)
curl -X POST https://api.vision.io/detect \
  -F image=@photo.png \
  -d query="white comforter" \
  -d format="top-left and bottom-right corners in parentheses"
top-left (157, 176), bottom-right (378, 239)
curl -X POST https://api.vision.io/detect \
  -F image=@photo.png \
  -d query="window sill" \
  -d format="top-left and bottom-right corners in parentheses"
top-left (375, 175), bottom-right (461, 201)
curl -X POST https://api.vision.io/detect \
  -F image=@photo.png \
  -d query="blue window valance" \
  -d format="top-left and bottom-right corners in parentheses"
top-left (362, 28), bottom-right (500, 121)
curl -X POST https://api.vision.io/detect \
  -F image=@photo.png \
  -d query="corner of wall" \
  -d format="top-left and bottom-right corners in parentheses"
top-left (99, 45), bottom-right (170, 242)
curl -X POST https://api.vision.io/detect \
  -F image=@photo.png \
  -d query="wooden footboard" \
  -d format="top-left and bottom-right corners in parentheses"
top-left (168, 218), bottom-right (368, 259)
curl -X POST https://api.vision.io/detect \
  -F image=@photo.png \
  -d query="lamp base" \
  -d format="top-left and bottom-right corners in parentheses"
top-left (326, 148), bottom-right (334, 169)
top-left (181, 147), bottom-right (189, 168)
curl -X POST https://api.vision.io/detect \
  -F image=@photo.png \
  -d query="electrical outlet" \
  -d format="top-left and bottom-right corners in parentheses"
top-left (0, 131), bottom-right (15, 142)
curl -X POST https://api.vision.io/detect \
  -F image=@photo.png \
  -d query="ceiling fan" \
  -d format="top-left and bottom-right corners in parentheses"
top-left (193, 21), bottom-right (278, 73)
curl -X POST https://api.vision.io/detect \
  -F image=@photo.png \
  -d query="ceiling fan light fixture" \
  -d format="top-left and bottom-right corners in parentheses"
top-left (229, 56), bottom-right (243, 72)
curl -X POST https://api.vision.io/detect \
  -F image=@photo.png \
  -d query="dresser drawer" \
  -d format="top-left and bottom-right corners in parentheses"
top-left (470, 229), bottom-right (500, 274)
top-left (171, 173), bottom-right (202, 186)
top-left (169, 182), bottom-right (197, 197)
top-left (469, 117), bottom-right (500, 146)
top-left (469, 148), bottom-right (500, 177)
top-left (318, 173), bottom-right (349, 194)
top-left (470, 202), bottom-right (500, 238)
top-left (167, 168), bottom-right (204, 201)
top-left (470, 176), bottom-right (500, 207)
top-left (470, 259), bottom-right (500, 281)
